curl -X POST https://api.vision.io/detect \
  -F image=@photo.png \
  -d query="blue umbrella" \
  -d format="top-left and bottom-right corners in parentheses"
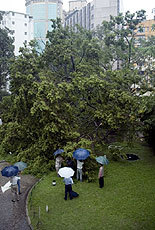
top-left (53, 149), bottom-right (64, 156)
top-left (1, 165), bottom-right (19, 177)
top-left (96, 156), bottom-right (109, 165)
top-left (73, 148), bottom-right (90, 160)
top-left (14, 161), bottom-right (27, 171)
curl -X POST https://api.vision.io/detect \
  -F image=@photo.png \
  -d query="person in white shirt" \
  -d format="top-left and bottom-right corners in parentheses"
top-left (10, 176), bottom-right (20, 202)
top-left (55, 155), bottom-right (64, 176)
top-left (77, 160), bottom-right (84, 182)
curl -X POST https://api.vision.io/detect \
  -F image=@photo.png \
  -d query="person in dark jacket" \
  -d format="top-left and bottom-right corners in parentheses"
top-left (66, 157), bottom-right (74, 169)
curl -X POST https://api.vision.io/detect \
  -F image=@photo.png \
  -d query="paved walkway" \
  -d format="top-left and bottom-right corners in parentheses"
top-left (0, 161), bottom-right (38, 230)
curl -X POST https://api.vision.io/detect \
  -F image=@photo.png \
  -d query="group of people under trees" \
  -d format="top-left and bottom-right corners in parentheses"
top-left (55, 154), bottom-right (105, 201)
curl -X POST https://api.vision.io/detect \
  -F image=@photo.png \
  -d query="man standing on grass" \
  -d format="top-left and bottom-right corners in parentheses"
top-left (63, 177), bottom-right (73, 200)
top-left (77, 160), bottom-right (84, 182)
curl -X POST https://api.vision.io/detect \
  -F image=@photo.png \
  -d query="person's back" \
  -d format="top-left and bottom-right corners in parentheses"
top-left (63, 177), bottom-right (73, 185)
top-left (63, 177), bottom-right (73, 200)
top-left (66, 157), bottom-right (74, 169)
top-left (11, 176), bottom-right (19, 185)
top-left (10, 176), bottom-right (20, 202)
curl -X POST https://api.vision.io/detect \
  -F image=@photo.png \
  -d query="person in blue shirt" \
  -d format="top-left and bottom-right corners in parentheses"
top-left (63, 177), bottom-right (73, 200)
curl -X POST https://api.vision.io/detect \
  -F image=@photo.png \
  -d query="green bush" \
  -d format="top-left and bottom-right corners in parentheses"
top-left (108, 143), bottom-right (127, 161)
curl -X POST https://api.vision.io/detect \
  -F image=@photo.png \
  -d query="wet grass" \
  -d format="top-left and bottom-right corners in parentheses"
top-left (28, 142), bottom-right (155, 230)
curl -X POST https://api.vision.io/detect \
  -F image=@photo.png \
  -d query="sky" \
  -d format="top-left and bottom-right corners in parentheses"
top-left (0, 0), bottom-right (154, 19)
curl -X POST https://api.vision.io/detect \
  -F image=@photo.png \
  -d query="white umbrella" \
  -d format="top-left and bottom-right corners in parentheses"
top-left (58, 167), bottom-right (74, 178)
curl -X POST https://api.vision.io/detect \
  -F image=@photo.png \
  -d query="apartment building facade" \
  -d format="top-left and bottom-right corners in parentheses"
top-left (65, 0), bottom-right (120, 30)
top-left (0, 11), bottom-right (33, 56)
top-left (69, 0), bottom-right (87, 12)
top-left (136, 19), bottom-right (155, 40)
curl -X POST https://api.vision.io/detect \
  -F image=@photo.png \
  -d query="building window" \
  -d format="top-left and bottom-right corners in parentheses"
top-left (12, 21), bottom-right (15, 25)
top-left (91, 5), bottom-right (94, 10)
top-left (25, 32), bottom-right (27, 35)
top-left (25, 15), bottom-right (27, 18)
top-left (12, 12), bottom-right (15, 16)
top-left (25, 23), bottom-right (27, 26)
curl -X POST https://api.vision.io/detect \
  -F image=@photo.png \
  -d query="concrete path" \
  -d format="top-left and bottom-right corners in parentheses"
top-left (0, 161), bottom-right (38, 230)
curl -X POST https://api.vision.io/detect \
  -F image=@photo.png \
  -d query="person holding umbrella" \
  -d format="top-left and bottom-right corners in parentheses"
top-left (1, 165), bottom-right (21, 202)
top-left (53, 149), bottom-right (64, 176)
top-left (10, 175), bottom-right (20, 202)
top-left (14, 161), bottom-right (27, 195)
top-left (58, 167), bottom-right (74, 200)
top-left (77, 160), bottom-right (84, 182)
top-left (1, 165), bottom-right (19, 199)
top-left (63, 177), bottom-right (73, 201)
top-left (55, 154), bottom-right (64, 176)
top-left (73, 148), bottom-right (90, 182)
top-left (96, 155), bottom-right (109, 188)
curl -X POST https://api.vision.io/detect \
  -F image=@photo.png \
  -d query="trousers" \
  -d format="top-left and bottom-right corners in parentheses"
top-left (77, 168), bottom-right (82, 182)
top-left (99, 176), bottom-right (104, 188)
top-left (65, 184), bottom-right (72, 200)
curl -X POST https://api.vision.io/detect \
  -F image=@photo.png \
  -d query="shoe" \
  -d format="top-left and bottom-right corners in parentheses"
top-left (12, 200), bottom-right (15, 202)
top-left (19, 192), bottom-right (22, 195)
top-left (64, 198), bottom-right (67, 201)
top-left (17, 199), bottom-right (20, 201)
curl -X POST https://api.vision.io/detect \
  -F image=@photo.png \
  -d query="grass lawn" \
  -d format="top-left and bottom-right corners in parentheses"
top-left (28, 142), bottom-right (155, 230)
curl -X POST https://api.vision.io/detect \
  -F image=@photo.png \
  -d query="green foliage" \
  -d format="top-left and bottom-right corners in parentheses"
top-left (0, 11), bottom-right (14, 102)
top-left (108, 144), bottom-right (127, 161)
top-left (135, 36), bottom-right (155, 89)
top-left (139, 95), bottom-right (155, 151)
top-left (44, 20), bottom-right (101, 82)
top-left (0, 13), bottom-right (154, 176)
top-left (96, 10), bottom-right (146, 69)
top-left (84, 156), bottom-right (99, 182)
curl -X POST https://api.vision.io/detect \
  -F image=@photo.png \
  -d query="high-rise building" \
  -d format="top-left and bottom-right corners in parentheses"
top-left (69, 0), bottom-right (87, 12)
top-left (25, 0), bottom-right (63, 50)
top-left (0, 11), bottom-right (33, 56)
top-left (65, 0), bottom-right (121, 30)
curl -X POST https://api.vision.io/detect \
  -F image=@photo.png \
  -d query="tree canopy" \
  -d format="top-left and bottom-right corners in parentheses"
top-left (0, 11), bottom-right (154, 177)
top-left (0, 12), bottom-right (14, 102)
